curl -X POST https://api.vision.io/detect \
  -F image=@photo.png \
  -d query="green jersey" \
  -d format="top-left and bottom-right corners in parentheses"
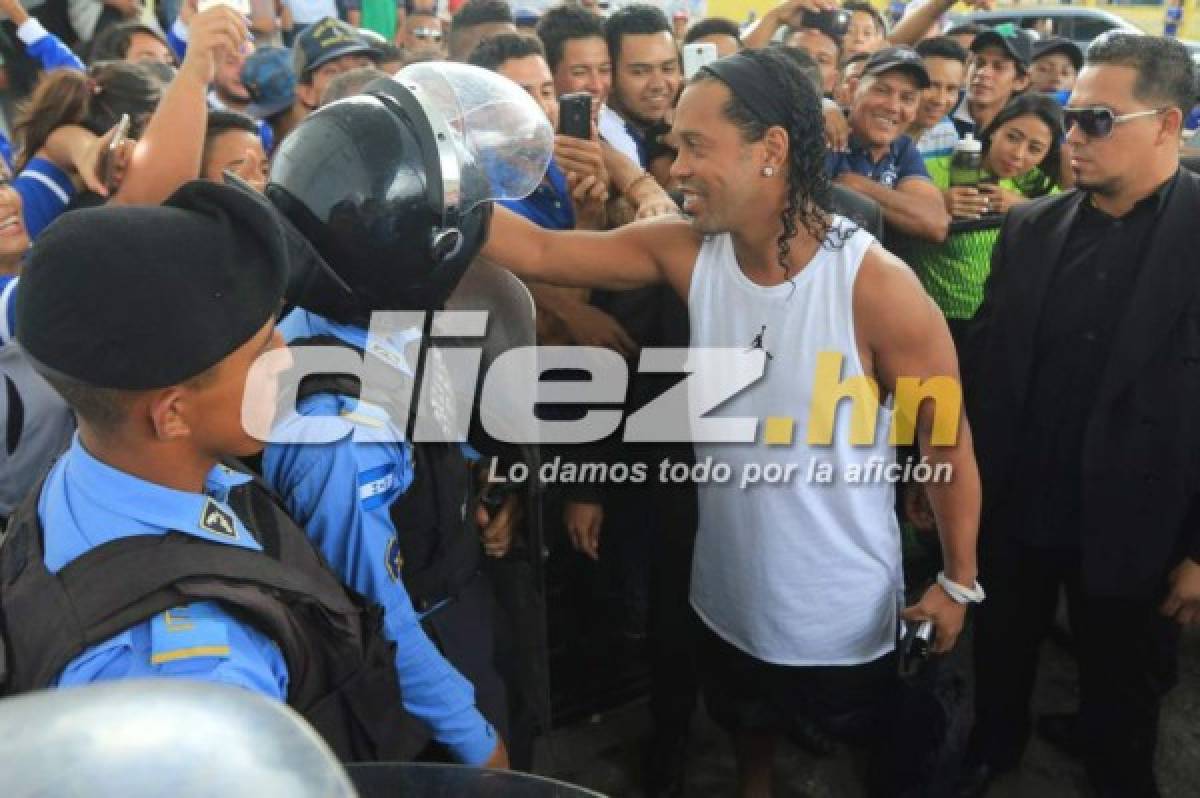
top-left (910, 159), bottom-right (1056, 320)
top-left (361, 0), bottom-right (399, 42)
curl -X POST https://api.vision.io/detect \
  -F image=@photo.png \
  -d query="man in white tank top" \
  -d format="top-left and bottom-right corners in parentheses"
top-left (482, 47), bottom-right (983, 797)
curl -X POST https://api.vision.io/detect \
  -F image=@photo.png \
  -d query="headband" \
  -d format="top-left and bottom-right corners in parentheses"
top-left (699, 52), bottom-right (793, 129)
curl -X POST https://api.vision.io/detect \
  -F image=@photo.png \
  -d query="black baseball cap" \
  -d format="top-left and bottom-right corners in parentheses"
top-left (293, 17), bottom-right (379, 80)
top-left (1032, 36), bottom-right (1083, 72)
top-left (970, 24), bottom-right (1035, 70)
top-left (863, 46), bottom-right (931, 89)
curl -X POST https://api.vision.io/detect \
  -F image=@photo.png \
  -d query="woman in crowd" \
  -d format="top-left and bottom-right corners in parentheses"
top-left (914, 93), bottom-right (1063, 341)
top-left (8, 4), bottom-right (249, 237)
top-left (10, 62), bottom-right (159, 237)
top-left (0, 176), bottom-right (29, 274)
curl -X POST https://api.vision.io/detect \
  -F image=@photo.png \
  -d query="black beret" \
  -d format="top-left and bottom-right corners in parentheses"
top-left (16, 181), bottom-right (300, 390)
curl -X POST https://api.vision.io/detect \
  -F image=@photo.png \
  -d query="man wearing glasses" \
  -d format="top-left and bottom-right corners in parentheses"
top-left (958, 33), bottom-right (1200, 798)
top-left (402, 10), bottom-right (445, 58)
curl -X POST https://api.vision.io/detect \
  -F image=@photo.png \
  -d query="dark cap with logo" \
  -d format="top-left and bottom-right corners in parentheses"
top-left (293, 17), bottom-right (379, 80)
top-left (242, 46), bottom-right (296, 118)
top-left (971, 23), bottom-right (1036, 69)
top-left (1032, 36), bottom-right (1083, 72)
top-left (863, 46), bottom-right (931, 89)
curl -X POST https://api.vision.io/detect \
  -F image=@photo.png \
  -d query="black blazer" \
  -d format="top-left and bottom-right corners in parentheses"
top-left (964, 168), bottom-right (1200, 597)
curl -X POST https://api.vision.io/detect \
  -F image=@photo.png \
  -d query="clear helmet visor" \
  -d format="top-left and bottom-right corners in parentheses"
top-left (395, 62), bottom-right (554, 213)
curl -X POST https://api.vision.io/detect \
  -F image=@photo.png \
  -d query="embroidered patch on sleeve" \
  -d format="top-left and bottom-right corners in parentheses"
top-left (384, 535), bottom-right (404, 581)
top-left (358, 464), bottom-right (398, 511)
top-left (150, 607), bottom-right (231, 665)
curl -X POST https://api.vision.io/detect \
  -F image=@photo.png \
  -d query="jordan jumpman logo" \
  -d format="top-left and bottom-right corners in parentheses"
top-left (748, 325), bottom-right (773, 360)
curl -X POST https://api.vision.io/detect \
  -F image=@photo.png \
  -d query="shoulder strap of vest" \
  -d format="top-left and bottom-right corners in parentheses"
top-left (218, 457), bottom-right (294, 559)
top-left (57, 532), bottom-right (359, 648)
top-left (290, 334), bottom-right (420, 437)
top-left (0, 470), bottom-right (51, 590)
top-left (291, 335), bottom-right (368, 406)
top-left (0, 472), bottom-right (360, 690)
top-left (0, 473), bottom-right (71, 691)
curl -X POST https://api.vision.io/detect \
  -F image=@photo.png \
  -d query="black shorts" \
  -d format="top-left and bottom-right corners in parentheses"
top-left (695, 614), bottom-right (899, 740)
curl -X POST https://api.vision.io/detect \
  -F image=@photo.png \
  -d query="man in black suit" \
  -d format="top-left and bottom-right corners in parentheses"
top-left (959, 34), bottom-right (1200, 798)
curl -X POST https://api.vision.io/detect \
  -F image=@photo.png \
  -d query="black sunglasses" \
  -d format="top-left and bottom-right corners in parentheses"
top-left (1062, 106), bottom-right (1166, 138)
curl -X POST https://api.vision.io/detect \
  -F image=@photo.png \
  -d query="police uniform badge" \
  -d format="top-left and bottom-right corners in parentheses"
top-left (199, 498), bottom-right (238, 539)
top-left (385, 535), bottom-right (404, 581)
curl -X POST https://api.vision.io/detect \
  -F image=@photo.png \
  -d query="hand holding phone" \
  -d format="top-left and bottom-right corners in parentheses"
top-left (102, 114), bottom-right (131, 194)
top-left (198, 0), bottom-right (250, 15)
top-left (682, 42), bottom-right (718, 80)
top-left (558, 92), bottom-right (592, 139)
top-left (799, 9), bottom-right (850, 36)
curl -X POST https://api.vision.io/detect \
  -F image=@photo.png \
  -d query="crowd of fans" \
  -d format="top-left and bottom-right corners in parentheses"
top-left (1, 0), bottom-right (1200, 796)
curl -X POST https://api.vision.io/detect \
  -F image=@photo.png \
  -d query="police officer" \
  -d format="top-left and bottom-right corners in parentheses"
top-left (0, 181), bottom-right (482, 766)
top-left (262, 63), bottom-right (549, 767)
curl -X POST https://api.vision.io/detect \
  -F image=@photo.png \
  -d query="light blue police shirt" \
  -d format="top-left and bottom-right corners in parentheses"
top-left (42, 435), bottom-right (290, 697)
top-left (261, 308), bottom-right (497, 766)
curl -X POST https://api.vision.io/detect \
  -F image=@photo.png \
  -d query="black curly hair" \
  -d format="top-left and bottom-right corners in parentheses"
top-left (693, 47), bottom-right (842, 276)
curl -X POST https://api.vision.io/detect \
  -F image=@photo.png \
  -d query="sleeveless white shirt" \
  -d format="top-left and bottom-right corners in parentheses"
top-left (687, 220), bottom-right (902, 666)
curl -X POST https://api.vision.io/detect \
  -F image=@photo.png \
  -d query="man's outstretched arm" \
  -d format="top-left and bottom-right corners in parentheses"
top-left (482, 204), bottom-right (689, 293)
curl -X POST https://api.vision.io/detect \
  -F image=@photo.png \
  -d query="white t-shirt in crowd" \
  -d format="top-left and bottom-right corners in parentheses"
top-left (597, 105), bottom-right (642, 167)
top-left (286, 0), bottom-right (339, 26)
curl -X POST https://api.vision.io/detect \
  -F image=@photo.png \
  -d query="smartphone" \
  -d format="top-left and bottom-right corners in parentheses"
top-left (198, 0), bottom-right (251, 15)
top-left (103, 113), bottom-right (131, 193)
top-left (682, 42), bottom-right (718, 80)
top-left (800, 9), bottom-right (851, 37)
top-left (558, 92), bottom-right (592, 139)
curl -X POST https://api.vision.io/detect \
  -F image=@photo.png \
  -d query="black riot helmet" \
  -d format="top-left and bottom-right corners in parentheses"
top-left (267, 62), bottom-right (553, 325)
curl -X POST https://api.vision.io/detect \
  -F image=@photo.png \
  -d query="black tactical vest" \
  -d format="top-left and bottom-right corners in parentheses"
top-left (0, 467), bottom-right (429, 762)
top-left (292, 335), bottom-right (482, 614)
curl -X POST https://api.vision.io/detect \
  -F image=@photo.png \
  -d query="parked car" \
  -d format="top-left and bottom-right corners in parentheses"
top-left (952, 7), bottom-right (1200, 61)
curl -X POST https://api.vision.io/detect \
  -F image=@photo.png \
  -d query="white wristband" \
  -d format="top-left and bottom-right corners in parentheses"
top-left (937, 571), bottom-right (986, 604)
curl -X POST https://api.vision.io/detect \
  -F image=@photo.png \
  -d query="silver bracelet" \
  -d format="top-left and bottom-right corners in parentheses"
top-left (936, 571), bottom-right (986, 604)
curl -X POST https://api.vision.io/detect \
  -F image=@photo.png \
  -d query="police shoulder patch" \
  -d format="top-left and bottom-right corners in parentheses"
top-left (385, 535), bottom-right (404, 581)
top-left (199, 498), bottom-right (237, 539)
top-left (150, 606), bottom-right (231, 666)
